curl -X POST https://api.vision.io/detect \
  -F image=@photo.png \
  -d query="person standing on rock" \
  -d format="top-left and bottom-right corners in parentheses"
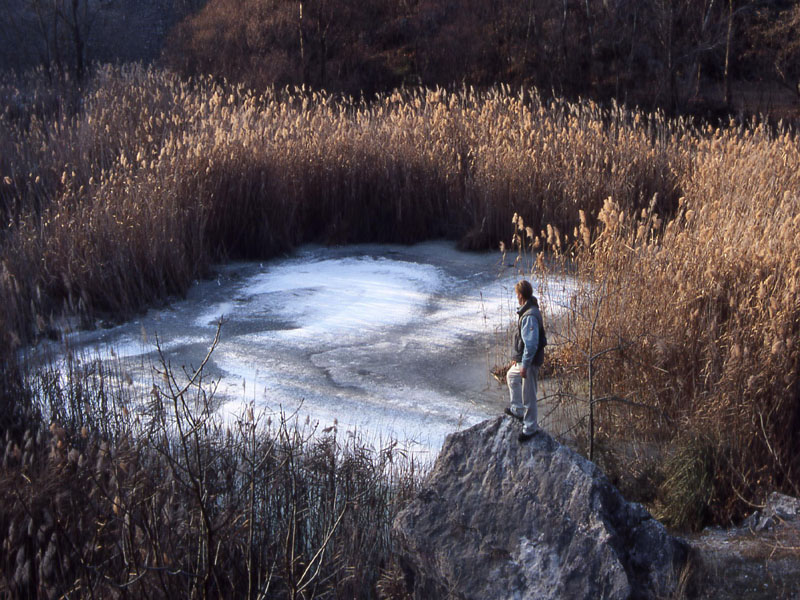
top-left (506, 279), bottom-right (545, 442)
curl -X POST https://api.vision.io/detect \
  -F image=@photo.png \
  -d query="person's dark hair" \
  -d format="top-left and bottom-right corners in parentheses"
top-left (515, 280), bottom-right (533, 300)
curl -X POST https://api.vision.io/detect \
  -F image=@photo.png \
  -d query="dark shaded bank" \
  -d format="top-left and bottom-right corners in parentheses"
top-left (687, 492), bottom-right (800, 599)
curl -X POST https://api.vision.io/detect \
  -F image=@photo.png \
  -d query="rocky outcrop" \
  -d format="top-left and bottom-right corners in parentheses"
top-left (741, 492), bottom-right (800, 533)
top-left (393, 417), bottom-right (688, 600)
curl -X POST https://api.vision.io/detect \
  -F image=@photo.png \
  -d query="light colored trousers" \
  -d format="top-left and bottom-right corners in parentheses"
top-left (507, 363), bottom-right (538, 434)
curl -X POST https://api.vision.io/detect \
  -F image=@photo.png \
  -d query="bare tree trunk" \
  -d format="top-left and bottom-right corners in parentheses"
top-left (522, 0), bottom-right (535, 65)
top-left (560, 0), bottom-right (569, 89)
top-left (51, 1), bottom-right (62, 76)
top-left (319, 29), bottom-right (327, 85)
top-left (692, 0), bottom-right (716, 101)
top-left (298, 1), bottom-right (306, 85)
top-left (27, 0), bottom-right (93, 82)
top-left (30, 0), bottom-right (53, 71)
top-left (723, 0), bottom-right (733, 107)
top-left (69, 0), bottom-right (85, 81)
top-left (583, 0), bottom-right (594, 87)
top-left (660, 0), bottom-right (677, 110)
top-left (624, 6), bottom-right (639, 105)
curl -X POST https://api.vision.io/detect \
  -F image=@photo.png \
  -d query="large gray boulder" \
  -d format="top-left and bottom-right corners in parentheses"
top-left (393, 417), bottom-right (688, 600)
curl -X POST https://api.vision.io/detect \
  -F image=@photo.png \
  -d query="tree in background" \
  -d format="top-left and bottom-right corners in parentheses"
top-left (2, 0), bottom-right (796, 119)
top-left (0, 0), bottom-right (208, 80)
top-left (166, 0), bottom-right (404, 93)
top-left (0, 0), bottom-right (97, 81)
top-left (746, 1), bottom-right (800, 103)
top-left (165, 0), bottom-right (786, 116)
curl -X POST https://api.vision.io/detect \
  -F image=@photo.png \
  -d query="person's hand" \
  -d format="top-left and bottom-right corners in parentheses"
top-left (520, 366), bottom-right (527, 378)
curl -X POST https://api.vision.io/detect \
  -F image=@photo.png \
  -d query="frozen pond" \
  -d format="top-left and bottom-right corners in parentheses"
top-left (35, 242), bottom-right (575, 459)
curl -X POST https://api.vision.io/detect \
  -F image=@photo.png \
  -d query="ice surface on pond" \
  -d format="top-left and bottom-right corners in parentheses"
top-left (195, 256), bottom-right (443, 342)
top-left (35, 242), bottom-right (578, 460)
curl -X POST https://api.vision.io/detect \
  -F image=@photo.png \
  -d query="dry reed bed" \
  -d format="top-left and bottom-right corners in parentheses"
top-left (556, 123), bottom-right (800, 527)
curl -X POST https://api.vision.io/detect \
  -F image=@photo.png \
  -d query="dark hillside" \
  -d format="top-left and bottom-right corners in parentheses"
top-left (2, 1), bottom-right (798, 120)
top-left (165, 0), bottom-right (800, 120)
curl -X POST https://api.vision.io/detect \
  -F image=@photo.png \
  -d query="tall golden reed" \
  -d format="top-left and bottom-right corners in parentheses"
top-left (554, 121), bottom-right (800, 526)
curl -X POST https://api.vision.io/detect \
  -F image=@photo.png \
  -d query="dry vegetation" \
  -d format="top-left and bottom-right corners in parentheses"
top-left (0, 65), bottom-right (798, 596)
top-left (589, 125), bottom-right (800, 528)
top-left (524, 121), bottom-right (800, 529)
top-left (1, 332), bottom-right (420, 598)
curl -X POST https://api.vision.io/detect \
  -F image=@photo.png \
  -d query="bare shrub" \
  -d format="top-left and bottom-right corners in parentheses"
top-left (0, 328), bottom-right (421, 598)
